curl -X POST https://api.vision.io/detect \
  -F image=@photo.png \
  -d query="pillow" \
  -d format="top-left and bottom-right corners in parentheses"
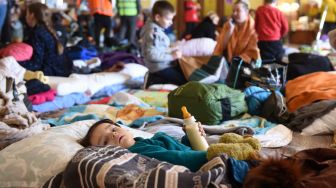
top-left (0, 120), bottom-right (153, 187)
top-left (0, 43), bottom-right (33, 61)
top-left (119, 63), bottom-right (148, 78)
top-left (49, 72), bottom-right (130, 96)
top-left (178, 38), bottom-right (217, 57)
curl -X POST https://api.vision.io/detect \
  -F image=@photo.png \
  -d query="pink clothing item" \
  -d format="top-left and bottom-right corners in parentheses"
top-left (0, 42), bottom-right (33, 61)
top-left (28, 89), bottom-right (57, 105)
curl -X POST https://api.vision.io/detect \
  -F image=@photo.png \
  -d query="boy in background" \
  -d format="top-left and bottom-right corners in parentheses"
top-left (255, 0), bottom-right (288, 63)
top-left (140, 0), bottom-right (187, 88)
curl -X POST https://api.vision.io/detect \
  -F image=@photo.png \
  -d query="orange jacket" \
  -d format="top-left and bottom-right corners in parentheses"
top-left (286, 72), bottom-right (336, 112)
top-left (87, 0), bottom-right (113, 17)
top-left (214, 17), bottom-right (260, 63)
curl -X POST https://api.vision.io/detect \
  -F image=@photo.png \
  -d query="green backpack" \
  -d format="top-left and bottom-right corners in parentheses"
top-left (168, 81), bottom-right (247, 125)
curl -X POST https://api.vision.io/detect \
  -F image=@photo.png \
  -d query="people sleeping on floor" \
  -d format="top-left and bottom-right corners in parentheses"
top-left (213, 0), bottom-right (260, 64)
top-left (18, 3), bottom-right (72, 77)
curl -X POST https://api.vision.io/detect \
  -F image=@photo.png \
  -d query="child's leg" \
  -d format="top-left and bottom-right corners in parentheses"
top-left (153, 64), bottom-right (187, 85)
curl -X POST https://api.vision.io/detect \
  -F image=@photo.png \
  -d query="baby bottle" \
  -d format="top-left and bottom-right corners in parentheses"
top-left (181, 106), bottom-right (209, 151)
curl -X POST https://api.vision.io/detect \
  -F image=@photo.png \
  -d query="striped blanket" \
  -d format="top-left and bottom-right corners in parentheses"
top-left (178, 56), bottom-right (228, 83)
top-left (43, 146), bottom-right (232, 188)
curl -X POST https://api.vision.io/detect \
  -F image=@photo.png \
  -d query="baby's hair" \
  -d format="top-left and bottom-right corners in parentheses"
top-left (151, 0), bottom-right (175, 18)
top-left (80, 119), bottom-right (119, 147)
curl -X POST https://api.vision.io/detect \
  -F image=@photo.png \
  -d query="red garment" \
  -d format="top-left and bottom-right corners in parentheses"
top-left (89, 96), bottom-right (110, 104)
top-left (184, 0), bottom-right (199, 23)
top-left (28, 89), bottom-right (56, 105)
top-left (255, 5), bottom-right (289, 41)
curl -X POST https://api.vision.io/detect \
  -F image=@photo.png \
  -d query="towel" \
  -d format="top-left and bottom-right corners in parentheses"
top-left (214, 17), bottom-right (260, 63)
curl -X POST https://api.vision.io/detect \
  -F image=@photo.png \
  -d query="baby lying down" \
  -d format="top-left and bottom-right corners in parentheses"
top-left (80, 119), bottom-right (261, 172)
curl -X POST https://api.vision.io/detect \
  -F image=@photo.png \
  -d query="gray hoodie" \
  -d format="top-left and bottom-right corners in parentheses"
top-left (140, 19), bottom-right (175, 73)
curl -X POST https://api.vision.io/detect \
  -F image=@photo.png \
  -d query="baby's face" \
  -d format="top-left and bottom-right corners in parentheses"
top-left (90, 123), bottom-right (135, 148)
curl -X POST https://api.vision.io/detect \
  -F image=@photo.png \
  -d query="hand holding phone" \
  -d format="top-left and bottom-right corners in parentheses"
top-left (231, 17), bottom-right (236, 25)
top-left (228, 17), bottom-right (235, 32)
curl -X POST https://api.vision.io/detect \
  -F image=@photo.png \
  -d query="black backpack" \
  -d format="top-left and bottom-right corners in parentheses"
top-left (287, 53), bottom-right (334, 81)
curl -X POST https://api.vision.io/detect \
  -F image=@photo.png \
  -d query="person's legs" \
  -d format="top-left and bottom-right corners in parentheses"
top-left (127, 16), bottom-right (138, 46)
top-left (0, 4), bottom-right (7, 38)
top-left (101, 15), bottom-right (112, 46)
top-left (117, 16), bottom-right (127, 42)
top-left (153, 64), bottom-right (188, 86)
top-left (93, 14), bottom-right (103, 47)
top-left (258, 40), bottom-right (284, 63)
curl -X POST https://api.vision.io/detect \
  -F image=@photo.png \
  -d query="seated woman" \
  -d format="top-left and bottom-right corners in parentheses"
top-left (188, 12), bottom-right (219, 41)
top-left (213, 0), bottom-right (260, 64)
top-left (80, 119), bottom-right (208, 172)
top-left (19, 3), bottom-right (71, 77)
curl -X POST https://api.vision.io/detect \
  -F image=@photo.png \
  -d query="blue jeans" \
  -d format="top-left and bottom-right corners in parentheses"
top-left (0, 4), bottom-right (7, 37)
top-left (150, 65), bottom-right (187, 86)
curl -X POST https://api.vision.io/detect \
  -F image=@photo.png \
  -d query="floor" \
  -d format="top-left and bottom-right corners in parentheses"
top-left (261, 132), bottom-right (334, 158)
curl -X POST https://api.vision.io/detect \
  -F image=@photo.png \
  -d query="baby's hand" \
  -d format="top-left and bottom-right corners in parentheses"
top-left (172, 50), bottom-right (182, 59)
top-left (182, 122), bottom-right (206, 137)
top-left (197, 122), bottom-right (206, 137)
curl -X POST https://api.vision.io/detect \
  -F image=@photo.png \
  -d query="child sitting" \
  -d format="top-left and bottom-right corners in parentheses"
top-left (19, 3), bottom-right (72, 77)
top-left (80, 119), bottom-right (208, 172)
top-left (140, 1), bottom-right (187, 88)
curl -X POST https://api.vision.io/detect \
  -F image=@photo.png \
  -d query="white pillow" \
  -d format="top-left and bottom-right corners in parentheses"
top-left (178, 38), bottom-right (217, 57)
top-left (49, 72), bottom-right (130, 96)
top-left (0, 120), bottom-right (153, 187)
top-left (119, 63), bottom-right (148, 78)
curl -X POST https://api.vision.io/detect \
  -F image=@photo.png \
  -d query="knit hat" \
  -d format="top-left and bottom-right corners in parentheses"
top-left (0, 43), bottom-right (33, 61)
top-left (207, 133), bottom-right (261, 160)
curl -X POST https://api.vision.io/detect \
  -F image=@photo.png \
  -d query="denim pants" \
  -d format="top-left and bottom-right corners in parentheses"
top-left (0, 4), bottom-right (7, 38)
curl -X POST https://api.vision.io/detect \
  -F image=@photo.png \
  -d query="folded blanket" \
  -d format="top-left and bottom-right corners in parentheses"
top-left (28, 89), bottom-right (57, 105)
top-left (32, 93), bottom-right (90, 113)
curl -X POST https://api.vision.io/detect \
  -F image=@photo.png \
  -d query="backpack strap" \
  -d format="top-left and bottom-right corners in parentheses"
top-left (233, 59), bottom-right (244, 89)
